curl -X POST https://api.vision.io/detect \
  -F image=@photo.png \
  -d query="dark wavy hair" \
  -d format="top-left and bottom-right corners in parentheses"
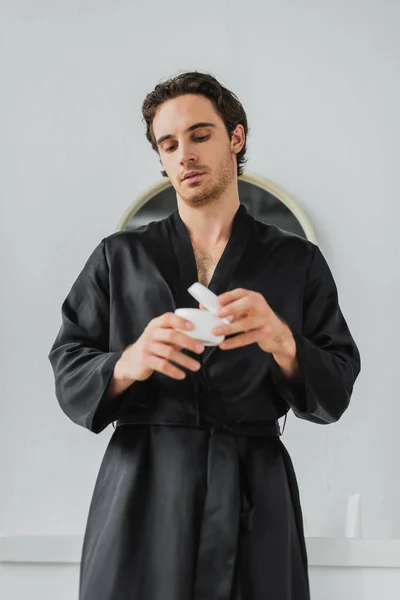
top-left (142, 71), bottom-right (249, 177)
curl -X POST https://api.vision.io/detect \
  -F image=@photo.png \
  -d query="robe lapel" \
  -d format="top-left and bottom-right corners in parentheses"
top-left (166, 209), bottom-right (199, 309)
top-left (169, 204), bottom-right (255, 363)
top-left (205, 204), bottom-right (254, 363)
top-left (207, 203), bottom-right (254, 296)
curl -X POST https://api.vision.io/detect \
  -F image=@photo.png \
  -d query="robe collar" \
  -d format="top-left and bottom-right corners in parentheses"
top-left (168, 202), bottom-right (254, 308)
top-left (167, 203), bottom-right (255, 366)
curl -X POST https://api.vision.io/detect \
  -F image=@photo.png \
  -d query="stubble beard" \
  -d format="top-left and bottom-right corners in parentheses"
top-left (178, 153), bottom-right (236, 209)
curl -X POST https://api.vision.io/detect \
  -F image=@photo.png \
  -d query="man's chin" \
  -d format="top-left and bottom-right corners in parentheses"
top-left (181, 184), bottom-right (220, 206)
top-left (181, 194), bottom-right (212, 208)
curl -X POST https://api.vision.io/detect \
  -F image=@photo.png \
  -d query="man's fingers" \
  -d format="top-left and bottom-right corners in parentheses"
top-left (216, 296), bottom-right (251, 318)
top-left (213, 317), bottom-right (264, 337)
top-left (153, 328), bottom-right (205, 355)
top-left (147, 354), bottom-right (187, 380)
top-left (151, 343), bottom-right (201, 372)
top-left (219, 329), bottom-right (261, 350)
top-left (155, 312), bottom-right (194, 331)
top-left (217, 288), bottom-right (248, 306)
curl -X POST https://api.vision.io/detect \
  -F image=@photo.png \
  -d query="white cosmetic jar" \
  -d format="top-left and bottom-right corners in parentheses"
top-left (174, 308), bottom-right (225, 346)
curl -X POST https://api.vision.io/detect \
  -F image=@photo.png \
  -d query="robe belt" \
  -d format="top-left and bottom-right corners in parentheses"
top-left (115, 417), bottom-right (280, 438)
top-left (193, 422), bottom-right (280, 600)
top-left (115, 418), bottom-right (280, 600)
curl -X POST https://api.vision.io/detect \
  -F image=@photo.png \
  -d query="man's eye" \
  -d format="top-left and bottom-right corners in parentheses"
top-left (194, 135), bottom-right (209, 142)
top-left (165, 146), bottom-right (176, 153)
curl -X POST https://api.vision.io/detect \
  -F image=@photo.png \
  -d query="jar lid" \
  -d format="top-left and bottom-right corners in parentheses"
top-left (188, 282), bottom-right (232, 324)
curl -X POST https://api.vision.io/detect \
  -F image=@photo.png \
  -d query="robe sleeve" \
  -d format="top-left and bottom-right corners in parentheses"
top-left (48, 240), bottom-right (126, 433)
top-left (271, 244), bottom-right (361, 424)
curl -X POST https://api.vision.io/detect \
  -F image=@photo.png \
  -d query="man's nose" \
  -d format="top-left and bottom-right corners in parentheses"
top-left (178, 142), bottom-right (198, 166)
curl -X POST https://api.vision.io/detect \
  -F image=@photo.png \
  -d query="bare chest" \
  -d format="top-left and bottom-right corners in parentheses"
top-left (192, 244), bottom-right (226, 288)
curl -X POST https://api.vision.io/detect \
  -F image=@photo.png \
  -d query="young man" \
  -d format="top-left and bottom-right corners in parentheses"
top-left (49, 71), bottom-right (360, 600)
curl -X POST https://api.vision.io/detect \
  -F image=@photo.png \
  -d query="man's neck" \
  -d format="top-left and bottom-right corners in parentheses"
top-left (177, 191), bottom-right (240, 248)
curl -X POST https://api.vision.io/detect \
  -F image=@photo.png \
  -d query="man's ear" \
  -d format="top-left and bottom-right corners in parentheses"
top-left (230, 124), bottom-right (245, 155)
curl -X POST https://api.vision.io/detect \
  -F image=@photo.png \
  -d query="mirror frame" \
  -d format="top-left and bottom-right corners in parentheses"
top-left (116, 171), bottom-right (318, 244)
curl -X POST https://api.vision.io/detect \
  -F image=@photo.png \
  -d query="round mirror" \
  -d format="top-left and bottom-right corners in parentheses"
top-left (117, 172), bottom-right (317, 244)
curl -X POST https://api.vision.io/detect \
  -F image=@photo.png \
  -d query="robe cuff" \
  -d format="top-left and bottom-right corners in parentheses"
top-left (270, 331), bottom-right (308, 416)
top-left (271, 330), bottom-right (352, 424)
top-left (85, 350), bottom-right (125, 433)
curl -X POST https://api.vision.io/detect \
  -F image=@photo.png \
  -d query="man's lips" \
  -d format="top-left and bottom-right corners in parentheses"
top-left (182, 172), bottom-right (205, 183)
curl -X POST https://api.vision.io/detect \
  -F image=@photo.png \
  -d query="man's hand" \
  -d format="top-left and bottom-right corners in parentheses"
top-left (109, 313), bottom-right (205, 398)
top-left (212, 288), bottom-right (300, 380)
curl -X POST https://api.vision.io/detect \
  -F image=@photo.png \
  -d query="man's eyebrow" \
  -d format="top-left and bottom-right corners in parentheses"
top-left (156, 122), bottom-right (216, 147)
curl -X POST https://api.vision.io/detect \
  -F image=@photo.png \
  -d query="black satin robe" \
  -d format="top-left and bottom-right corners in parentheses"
top-left (49, 204), bottom-right (360, 600)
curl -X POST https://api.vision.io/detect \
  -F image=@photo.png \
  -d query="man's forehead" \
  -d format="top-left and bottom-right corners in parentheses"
top-left (153, 95), bottom-right (221, 137)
